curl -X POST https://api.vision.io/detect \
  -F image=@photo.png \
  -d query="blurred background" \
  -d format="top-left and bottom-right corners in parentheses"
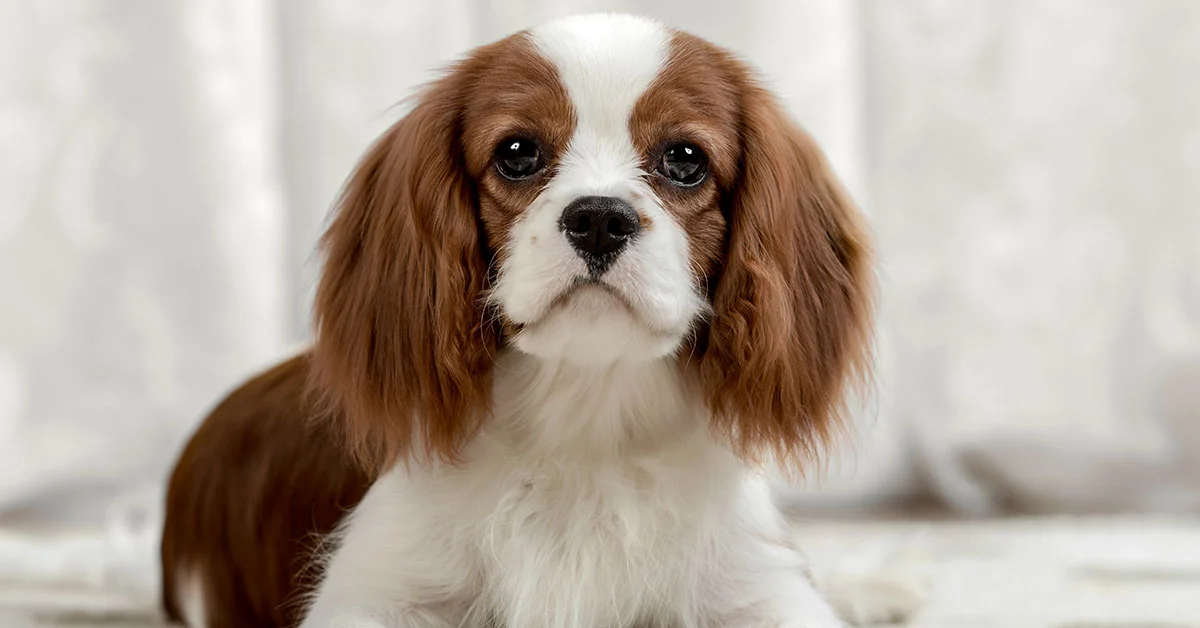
top-left (1, 0), bottom-right (1199, 614)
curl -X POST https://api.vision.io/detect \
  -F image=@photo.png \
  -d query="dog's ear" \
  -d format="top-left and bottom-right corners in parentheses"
top-left (702, 80), bottom-right (875, 470)
top-left (312, 72), bottom-right (497, 471)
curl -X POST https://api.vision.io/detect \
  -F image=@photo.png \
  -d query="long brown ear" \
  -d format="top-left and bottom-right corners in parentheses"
top-left (701, 81), bottom-right (875, 470)
top-left (311, 75), bottom-right (497, 470)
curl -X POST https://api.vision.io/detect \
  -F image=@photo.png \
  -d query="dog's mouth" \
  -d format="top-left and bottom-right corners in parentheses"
top-left (502, 275), bottom-right (693, 351)
top-left (513, 276), bottom-right (645, 334)
top-left (503, 273), bottom-right (697, 362)
top-left (546, 276), bottom-right (634, 315)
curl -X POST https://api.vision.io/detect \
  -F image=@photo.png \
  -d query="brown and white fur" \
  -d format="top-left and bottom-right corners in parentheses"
top-left (162, 14), bottom-right (876, 628)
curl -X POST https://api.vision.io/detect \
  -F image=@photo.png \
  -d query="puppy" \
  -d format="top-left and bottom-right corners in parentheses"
top-left (162, 13), bottom-right (874, 628)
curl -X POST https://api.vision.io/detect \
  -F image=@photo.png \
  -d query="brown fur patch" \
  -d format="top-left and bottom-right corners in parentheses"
top-left (628, 32), bottom-right (875, 470)
top-left (460, 34), bottom-right (576, 267)
top-left (161, 355), bottom-right (372, 627)
top-left (310, 32), bottom-right (574, 471)
top-left (629, 32), bottom-right (741, 286)
top-left (682, 36), bottom-right (876, 471)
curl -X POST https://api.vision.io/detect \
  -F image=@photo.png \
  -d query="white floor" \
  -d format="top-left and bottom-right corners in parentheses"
top-left (2, 516), bottom-right (1199, 627)
top-left (801, 516), bottom-right (1200, 627)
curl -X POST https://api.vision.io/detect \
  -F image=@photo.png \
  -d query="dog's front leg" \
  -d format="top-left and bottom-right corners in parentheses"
top-left (300, 470), bottom-right (478, 628)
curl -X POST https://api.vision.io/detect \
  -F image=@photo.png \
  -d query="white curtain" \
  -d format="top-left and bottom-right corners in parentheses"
top-left (860, 0), bottom-right (1200, 515)
top-left (1, 0), bottom-right (1198, 601)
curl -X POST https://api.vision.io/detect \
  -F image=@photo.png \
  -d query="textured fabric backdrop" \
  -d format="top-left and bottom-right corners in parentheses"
top-left (1, 0), bottom-right (1198, 599)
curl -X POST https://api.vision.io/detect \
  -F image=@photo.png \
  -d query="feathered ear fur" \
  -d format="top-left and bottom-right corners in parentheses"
top-left (311, 73), bottom-right (497, 470)
top-left (701, 80), bottom-right (875, 470)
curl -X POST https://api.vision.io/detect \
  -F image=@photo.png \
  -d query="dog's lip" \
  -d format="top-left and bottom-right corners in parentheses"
top-left (548, 276), bottom-right (633, 314)
top-left (503, 278), bottom-right (628, 334)
top-left (513, 276), bottom-right (637, 329)
top-left (507, 276), bottom-right (691, 342)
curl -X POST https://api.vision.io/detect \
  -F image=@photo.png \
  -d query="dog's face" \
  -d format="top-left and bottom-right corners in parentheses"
top-left (312, 15), bottom-right (874, 468)
top-left (473, 18), bottom-right (730, 364)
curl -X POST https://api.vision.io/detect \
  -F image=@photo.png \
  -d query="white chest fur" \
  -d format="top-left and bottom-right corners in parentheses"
top-left (469, 429), bottom-right (742, 628)
top-left (302, 356), bottom-right (822, 628)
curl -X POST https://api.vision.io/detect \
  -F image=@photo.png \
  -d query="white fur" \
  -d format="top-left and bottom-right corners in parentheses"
top-left (490, 14), bottom-right (705, 365)
top-left (301, 14), bottom-right (844, 628)
top-left (302, 355), bottom-right (841, 628)
top-left (175, 566), bottom-right (207, 628)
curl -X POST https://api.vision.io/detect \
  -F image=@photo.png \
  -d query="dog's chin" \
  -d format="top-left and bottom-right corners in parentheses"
top-left (512, 285), bottom-right (684, 365)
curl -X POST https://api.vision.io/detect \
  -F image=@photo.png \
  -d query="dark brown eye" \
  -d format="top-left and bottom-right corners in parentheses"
top-left (659, 143), bottom-right (707, 187)
top-left (494, 137), bottom-right (542, 180)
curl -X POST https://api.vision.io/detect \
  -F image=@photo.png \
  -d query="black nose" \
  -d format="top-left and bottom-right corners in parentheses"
top-left (558, 196), bottom-right (640, 272)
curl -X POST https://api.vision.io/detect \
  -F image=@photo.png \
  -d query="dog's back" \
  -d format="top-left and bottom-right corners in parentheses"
top-left (161, 354), bottom-right (371, 627)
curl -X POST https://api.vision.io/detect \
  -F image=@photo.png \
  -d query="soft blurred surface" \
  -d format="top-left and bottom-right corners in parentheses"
top-left (1, 0), bottom-right (1198, 604)
top-left (7, 517), bottom-right (1200, 626)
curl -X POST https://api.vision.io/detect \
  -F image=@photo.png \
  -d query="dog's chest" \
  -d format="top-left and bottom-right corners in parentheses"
top-left (473, 459), bottom-right (717, 628)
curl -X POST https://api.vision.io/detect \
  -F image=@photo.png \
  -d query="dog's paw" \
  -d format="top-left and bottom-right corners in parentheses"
top-left (819, 570), bottom-right (928, 626)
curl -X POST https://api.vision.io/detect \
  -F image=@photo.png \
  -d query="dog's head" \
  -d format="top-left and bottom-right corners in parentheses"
top-left (311, 14), bottom-right (874, 469)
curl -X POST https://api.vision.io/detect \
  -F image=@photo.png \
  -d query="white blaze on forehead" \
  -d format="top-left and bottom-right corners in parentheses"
top-left (531, 14), bottom-right (669, 191)
top-left (531, 14), bottom-right (668, 124)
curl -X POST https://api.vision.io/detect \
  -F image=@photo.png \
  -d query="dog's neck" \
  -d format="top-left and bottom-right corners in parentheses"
top-left (484, 351), bottom-right (709, 461)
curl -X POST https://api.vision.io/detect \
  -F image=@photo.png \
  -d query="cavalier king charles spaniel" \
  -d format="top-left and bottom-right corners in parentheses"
top-left (161, 13), bottom-right (876, 628)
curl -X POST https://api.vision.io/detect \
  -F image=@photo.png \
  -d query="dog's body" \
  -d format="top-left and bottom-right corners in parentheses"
top-left (305, 355), bottom-right (841, 628)
top-left (162, 14), bottom-right (878, 628)
top-left (163, 356), bottom-right (845, 628)
top-left (162, 355), bottom-right (371, 627)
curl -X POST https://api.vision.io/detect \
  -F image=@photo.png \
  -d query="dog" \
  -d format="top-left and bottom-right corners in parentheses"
top-left (162, 13), bottom-right (877, 628)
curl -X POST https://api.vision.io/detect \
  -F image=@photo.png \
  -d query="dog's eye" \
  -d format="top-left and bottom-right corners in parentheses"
top-left (659, 143), bottom-right (708, 187)
top-left (494, 138), bottom-right (543, 180)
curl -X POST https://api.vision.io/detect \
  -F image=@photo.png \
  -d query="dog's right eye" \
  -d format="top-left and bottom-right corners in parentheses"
top-left (494, 138), bottom-right (543, 180)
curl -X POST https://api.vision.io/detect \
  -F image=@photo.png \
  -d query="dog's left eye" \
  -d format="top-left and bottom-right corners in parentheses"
top-left (659, 143), bottom-right (708, 187)
top-left (494, 138), bottom-right (543, 180)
